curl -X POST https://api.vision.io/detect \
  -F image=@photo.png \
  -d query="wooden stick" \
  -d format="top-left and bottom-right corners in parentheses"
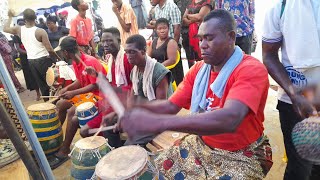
top-left (88, 125), bottom-right (116, 135)
top-left (40, 96), bottom-right (59, 98)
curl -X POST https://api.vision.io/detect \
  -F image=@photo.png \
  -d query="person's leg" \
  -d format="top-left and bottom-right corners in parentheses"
top-left (235, 34), bottom-right (253, 55)
top-left (56, 99), bottom-right (73, 125)
top-left (2, 54), bottom-right (23, 90)
top-left (56, 106), bottom-right (78, 157)
top-left (277, 101), bottom-right (313, 180)
top-left (35, 88), bottom-right (41, 101)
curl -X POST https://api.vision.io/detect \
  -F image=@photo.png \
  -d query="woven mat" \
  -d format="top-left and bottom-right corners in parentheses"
top-left (0, 139), bottom-right (20, 168)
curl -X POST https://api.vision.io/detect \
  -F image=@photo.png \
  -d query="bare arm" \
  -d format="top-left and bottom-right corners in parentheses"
top-left (146, 21), bottom-right (156, 29)
top-left (90, 39), bottom-right (97, 56)
top-left (3, 16), bottom-right (20, 35)
top-left (64, 80), bottom-right (81, 92)
top-left (135, 100), bottom-right (181, 115)
top-left (155, 75), bottom-right (169, 99)
top-left (147, 40), bottom-right (153, 57)
top-left (71, 83), bottom-right (98, 95)
top-left (173, 24), bottom-right (181, 43)
top-left (113, 5), bottom-right (131, 32)
top-left (262, 41), bottom-right (316, 118)
top-left (121, 99), bottom-right (249, 136)
top-left (186, 6), bottom-right (211, 23)
top-left (37, 29), bottom-right (61, 60)
top-left (162, 39), bottom-right (178, 66)
top-left (182, 9), bottom-right (192, 26)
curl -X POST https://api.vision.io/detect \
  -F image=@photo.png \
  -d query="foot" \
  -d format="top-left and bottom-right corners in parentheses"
top-left (17, 87), bottom-right (26, 93)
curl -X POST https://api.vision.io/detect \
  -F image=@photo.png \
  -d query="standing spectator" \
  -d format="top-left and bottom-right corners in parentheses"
top-left (182, 0), bottom-right (213, 67)
top-left (58, 10), bottom-right (68, 27)
top-left (262, 0), bottom-right (320, 179)
top-left (4, 9), bottom-right (60, 102)
top-left (151, 0), bottom-right (181, 43)
top-left (12, 19), bottom-right (41, 100)
top-left (111, 0), bottom-right (139, 47)
top-left (215, 0), bottom-right (255, 55)
top-left (0, 32), bottom-right (25, 93)
top-left (46, 15), bottom-right (69, 49)
top-left (129, 0), bottom-right (147, 29)
top-left (70, 0), bottom-right (97, 56)
top-left (37, 18), bottom-right (48, 30)
top-left (146, 5), bottom-right (157, 39)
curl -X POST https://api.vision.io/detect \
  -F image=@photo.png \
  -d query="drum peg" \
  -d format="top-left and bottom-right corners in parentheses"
top-left (172, 133), bottom-right (180, 138)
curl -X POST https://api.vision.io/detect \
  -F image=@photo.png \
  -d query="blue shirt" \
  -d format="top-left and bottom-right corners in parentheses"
top-left (216, 0), bottom-right (255, 37)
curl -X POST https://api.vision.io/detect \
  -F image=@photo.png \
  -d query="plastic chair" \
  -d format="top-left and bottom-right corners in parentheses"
top-left (165, 50), bottom-right (180, 91)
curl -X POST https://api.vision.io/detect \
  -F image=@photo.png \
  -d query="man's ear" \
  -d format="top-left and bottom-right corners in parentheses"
top-left (228, 30), bottom-right (236, 42)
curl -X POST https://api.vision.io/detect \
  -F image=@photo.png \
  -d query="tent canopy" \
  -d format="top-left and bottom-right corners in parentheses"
top-left (8, 0), bottom-right (76, 15)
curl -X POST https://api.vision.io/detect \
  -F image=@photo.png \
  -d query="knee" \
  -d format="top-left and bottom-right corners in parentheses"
top-left (56, 99), bottom-right (69, 111)
top-left (67, 106), bottom-right (76, 117)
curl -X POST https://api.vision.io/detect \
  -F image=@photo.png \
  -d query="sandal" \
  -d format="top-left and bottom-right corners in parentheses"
top-left (47, 154), bottom-right (69, 170)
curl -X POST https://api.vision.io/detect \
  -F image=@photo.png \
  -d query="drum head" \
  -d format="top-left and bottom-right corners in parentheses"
top-left (27, 103), bottom-right (56, 111)
top-left (95, 145), bottom-right (148, 180)
top-left (76, 102), bottom-right (95, 111)
top-left (46, 67), bottom-right (55, 86)
top-left (75, 136), bottom-right (106, 150)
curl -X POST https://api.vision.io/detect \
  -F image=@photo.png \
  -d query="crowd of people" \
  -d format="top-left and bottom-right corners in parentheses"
top-left (1, 0), bottom-right (320, 179)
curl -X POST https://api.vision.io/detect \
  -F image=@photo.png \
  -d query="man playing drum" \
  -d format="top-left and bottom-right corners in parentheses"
top-left (119, 10), bottom-right (273, 179)
top-left (50, 36), bottom-right (107, 168)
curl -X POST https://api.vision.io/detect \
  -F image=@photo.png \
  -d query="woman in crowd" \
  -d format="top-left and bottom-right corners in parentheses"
top-left (147, 18), bottom-right (184, 85)
top-left (12, 19), bottom-right (40, 100)
top-left (182, 0), bottom-right (213, 67)
top-left (46, 15), bottom-right (69, 49)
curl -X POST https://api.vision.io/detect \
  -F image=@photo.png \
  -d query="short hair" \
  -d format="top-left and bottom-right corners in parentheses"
top-left (23, 9), bottom-right (37, 22)
top-left (46, 16), bottom-right (57, 23)
top-left (103, 27), bottom-right (120, 38)
top-left (155, 18), bottom-right (169, 28)
top-left (203, 9), bottom-right (236, 32)
top-left (126, 34), bottom-right (146, 51)
top-left (71, 0), bottom-right (80, 11)
top-left (60, 36), bottom-right (79, 54)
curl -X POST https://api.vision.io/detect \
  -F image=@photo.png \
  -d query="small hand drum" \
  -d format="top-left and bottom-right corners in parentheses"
top-left (292, 117), bottom-right (320, 164)
top-left (95, 145), bottom-right (158, 180)
top-left (46, 66), bottom-right (59, 87)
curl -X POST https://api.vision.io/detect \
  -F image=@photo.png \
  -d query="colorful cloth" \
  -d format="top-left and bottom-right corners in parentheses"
top-left (117, 3), bottom-right (139, 47)
top-left (215, 0), bottom-right (255, 37)
top-left (169, 55), bottom-right (269, 151)
top-left (72, 53), bottom-right (107, 96)
top-left (155, 135), bottom-right (273, 179)
top-left (0, 33), bottom-right (22, 89)
top-left (155, 0), bottom-right (181, 39)
top-left (70, 15), bottom-right (94, 46)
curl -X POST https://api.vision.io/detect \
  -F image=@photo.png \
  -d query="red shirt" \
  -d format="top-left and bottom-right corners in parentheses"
top-left (169, 55), bottom-right (269, 151)
top-left (72, 53), bottom-right (107, 96)
top-left (86, 54), bottom-right (133, 129)
top-left (70, 15), bottom-right (94, 46)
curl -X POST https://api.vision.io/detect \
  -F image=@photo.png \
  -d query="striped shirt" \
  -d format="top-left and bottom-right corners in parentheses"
top-left (117, 3), bottom-right (139, 47)
top-left (155, 1), bottom-right (181, 39)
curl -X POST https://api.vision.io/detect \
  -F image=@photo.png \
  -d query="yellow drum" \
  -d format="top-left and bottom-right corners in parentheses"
top-left (27, 103), bottom-right (63, 155)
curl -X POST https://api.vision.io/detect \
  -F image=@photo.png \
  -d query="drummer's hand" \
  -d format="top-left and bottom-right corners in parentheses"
top-left (101, 112), bottom-right (118, 127)
top-left (58, 88), bottom-right (68, 96)
top-left (60, 91), bottom-right (75, 100)
top-left (120, 108), bottom-right (163, 140)
top-left (85, 66), bottom-right (98, 77)
top-left (291, 93), bottom-right (317, 119)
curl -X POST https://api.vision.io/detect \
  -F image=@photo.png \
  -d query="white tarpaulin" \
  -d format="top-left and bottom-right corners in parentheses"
top-left (8, 0), bottom-right (71, 14)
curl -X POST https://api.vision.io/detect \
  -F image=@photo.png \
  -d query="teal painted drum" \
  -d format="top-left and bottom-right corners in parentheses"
top-left (70, 136), bottom-right (110, 180)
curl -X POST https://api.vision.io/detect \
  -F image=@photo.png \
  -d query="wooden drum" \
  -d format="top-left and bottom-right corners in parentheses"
top-left (27, 103), bottom-right (63, 155)
top-left (76, 102), bottom-right (99, 127)
top-left (95, 145), bottom-right (158, 180)
top-left (70, 136), bottom-right (110, 180)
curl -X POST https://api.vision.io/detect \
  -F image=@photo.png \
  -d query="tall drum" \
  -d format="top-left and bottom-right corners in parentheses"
top-left (95, 145), bottom-right (159, 180)
top-left (70, 136), bottom-right (110, 180)
top-left (27, 103), bottom-right (63, 155)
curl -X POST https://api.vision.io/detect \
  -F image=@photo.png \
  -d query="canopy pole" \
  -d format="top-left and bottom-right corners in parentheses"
top-left (0, 55), bottom-right (54, 180)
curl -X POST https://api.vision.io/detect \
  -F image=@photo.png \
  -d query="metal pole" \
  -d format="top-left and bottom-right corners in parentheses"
top-left (0, 55), bottom-right (55, 180)
top-left (0, 102), bottom-right (44, 180)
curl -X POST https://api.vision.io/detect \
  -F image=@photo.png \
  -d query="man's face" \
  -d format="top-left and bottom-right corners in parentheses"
top-left (111, 0), bottom-right (122, 7)
top-left (101, 32), bottom-right (120, 55)
top-left (124, 43), bottom-right (145, 66)
top-left (197, 19), bottom-right (235, 66)
top-left (79, 0), bottom-right (89, 11)
top-left (150, 0), bottom-right (159, 6)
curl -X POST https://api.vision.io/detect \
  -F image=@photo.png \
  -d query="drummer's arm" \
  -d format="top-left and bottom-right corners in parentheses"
top-left (136, 100), bottom-right (181, 115)
top-left (63, 80), bottom-right (81, 92)
top-left (70, 84), bottom-right (98, 96)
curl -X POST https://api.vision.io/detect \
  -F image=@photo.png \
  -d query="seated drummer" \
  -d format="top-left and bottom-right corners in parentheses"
top-left (79, 27), bottom-right (133, 147)
top-left (51, 36), bottom-right (107, 168)
top-left (80, 34), bottom-right (174, 147)
top-left (118, 10), bottom-right (273, 179)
